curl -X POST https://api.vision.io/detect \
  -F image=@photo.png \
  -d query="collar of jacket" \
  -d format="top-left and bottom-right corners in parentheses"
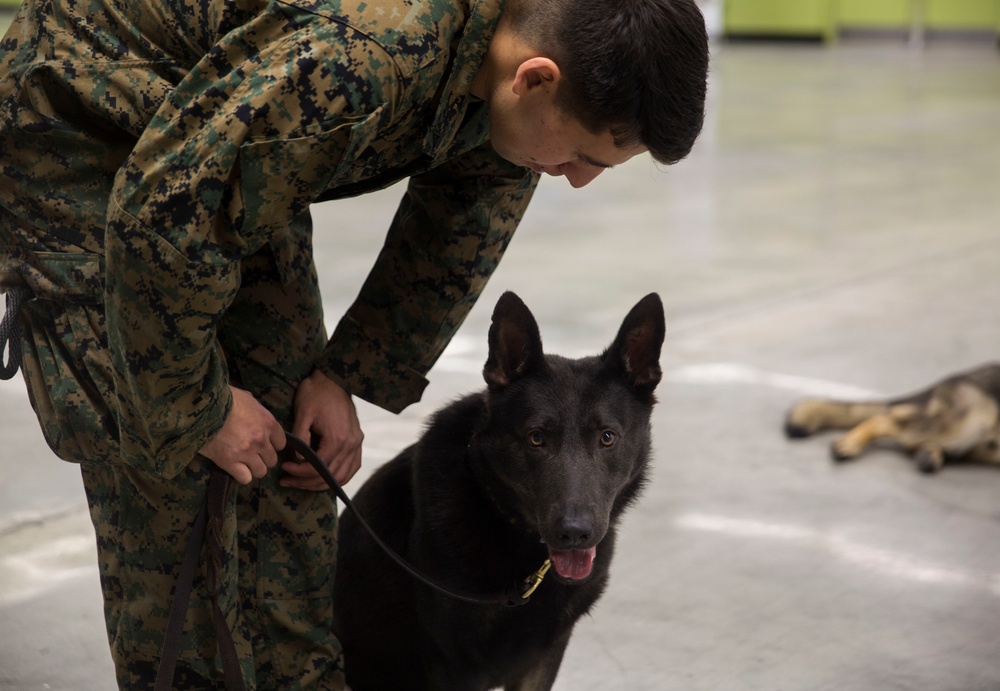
top-left (421, 0), bottom-right (506, 158)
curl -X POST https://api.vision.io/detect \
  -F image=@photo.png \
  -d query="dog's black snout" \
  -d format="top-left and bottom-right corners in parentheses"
top-left (556, 515), bottom-right (594, 549)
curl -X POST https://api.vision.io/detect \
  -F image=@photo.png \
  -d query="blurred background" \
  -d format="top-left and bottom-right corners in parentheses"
top-left (2, 1), bottom-right (1000, 689)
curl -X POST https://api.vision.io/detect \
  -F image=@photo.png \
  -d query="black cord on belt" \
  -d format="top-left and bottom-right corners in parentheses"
top-left (1, 286), bottom-right (32, 380)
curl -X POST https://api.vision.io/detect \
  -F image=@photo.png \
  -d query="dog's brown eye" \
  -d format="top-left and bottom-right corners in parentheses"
top-left (600, 431), bottom-right (617, 447)
top-left (527, 430), bottom-right (545, 447)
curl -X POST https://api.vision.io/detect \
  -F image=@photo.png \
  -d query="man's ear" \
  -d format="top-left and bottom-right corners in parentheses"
top-left (512, 57), bottom-right (561, 96)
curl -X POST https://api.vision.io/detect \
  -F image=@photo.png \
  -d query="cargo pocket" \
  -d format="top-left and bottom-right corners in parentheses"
top-left (15, 252), bottom-right (121, 464)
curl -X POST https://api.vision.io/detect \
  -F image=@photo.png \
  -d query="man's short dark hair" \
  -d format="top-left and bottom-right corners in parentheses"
top-left (506, 0), bottom-right (709, 165)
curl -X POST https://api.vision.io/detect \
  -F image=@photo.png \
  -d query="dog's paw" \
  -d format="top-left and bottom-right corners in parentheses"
top-left (784, 417), bottom-right (814, 439)
top-left (915, 447), bottom-right (943, 474)
top-left (830, 437), bottom-right (860, 462)
top-left (784, 400), bottom-right (830, 438)
top-left (784, 405), bottom-right (820, 438)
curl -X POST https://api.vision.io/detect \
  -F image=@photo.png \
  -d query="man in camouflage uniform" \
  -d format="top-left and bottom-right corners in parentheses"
top-left (0, 0), bottom-right (708, 687)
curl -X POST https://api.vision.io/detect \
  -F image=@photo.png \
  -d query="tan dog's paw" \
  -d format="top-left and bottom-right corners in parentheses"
top-left (830, 436), bottom-right (862, 462)
top-left (914, 446), bottom-right (944, 474)
top-left (784, 400), bottom-right (824, 438)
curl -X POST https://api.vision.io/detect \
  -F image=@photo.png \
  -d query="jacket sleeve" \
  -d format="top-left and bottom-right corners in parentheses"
top-left (316, 141), bottom-right (538, 413)
top-left (104, 16), bottom-right (394, 477)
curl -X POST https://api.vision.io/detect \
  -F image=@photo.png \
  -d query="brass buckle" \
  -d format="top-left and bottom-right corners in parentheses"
top-left (521, 558), bottom-right (552, 600)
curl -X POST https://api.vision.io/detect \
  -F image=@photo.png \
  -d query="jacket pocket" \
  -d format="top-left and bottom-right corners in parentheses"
top-left (11, 250), bottom-right (105, 304)
top-left (237, 106), bottom-right (387, 284)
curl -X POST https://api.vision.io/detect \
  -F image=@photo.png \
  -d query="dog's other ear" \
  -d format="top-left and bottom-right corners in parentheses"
top-left (603, 293), bottom-right (665, 393)
top-left (483, 291), bottom-right (545, 390)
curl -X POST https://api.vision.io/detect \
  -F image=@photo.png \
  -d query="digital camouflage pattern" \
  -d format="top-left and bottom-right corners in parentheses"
top-left (80, 245), bottom-right (345, 688)
top-left (0, 0), bottom-right (536, 475)
top-left (0, 0), bottom-right (537, 686)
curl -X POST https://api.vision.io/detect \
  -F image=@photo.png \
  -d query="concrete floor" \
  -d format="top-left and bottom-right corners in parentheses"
top-left (3, 35), bottom-right (1000, 691)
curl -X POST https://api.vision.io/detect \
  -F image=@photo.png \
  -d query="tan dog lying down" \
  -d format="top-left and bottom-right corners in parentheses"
top-left (785, 363), bottom-right (1000, 473)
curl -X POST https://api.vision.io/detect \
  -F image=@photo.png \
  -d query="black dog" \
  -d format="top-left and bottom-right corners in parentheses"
top-left (332, 292), bottom-right (665, 690)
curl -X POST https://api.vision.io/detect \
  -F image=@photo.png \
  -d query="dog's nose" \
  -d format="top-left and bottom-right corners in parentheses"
top-left (556, 515), bottom-right (594, 549)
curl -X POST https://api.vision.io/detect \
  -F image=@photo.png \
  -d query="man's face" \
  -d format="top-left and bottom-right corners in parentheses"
top-left (488, 94), bottom-right (647, 188)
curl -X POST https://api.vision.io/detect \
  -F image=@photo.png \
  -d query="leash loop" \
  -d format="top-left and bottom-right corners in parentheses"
top-left (155, 497), bottom-right (210, 691)
top-left (205, 472), bottom-right (246, 691)
top-left (155, 469), bottom-right (246, 691)
top-left (1, 286), bottom-right (32, 380)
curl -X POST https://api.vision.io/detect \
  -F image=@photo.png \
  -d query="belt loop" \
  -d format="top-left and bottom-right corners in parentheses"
top-left (0, 286), bottom-right (32, 380)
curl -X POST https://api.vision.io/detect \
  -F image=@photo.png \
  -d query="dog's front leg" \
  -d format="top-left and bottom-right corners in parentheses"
top-left (504, 631), bottom-right (571, 691)
top-left (831, 409), bottom-right (913, 461)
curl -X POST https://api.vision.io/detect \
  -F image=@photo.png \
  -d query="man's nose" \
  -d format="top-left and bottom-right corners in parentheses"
top-left (562, 164), bottom-right (604, 188)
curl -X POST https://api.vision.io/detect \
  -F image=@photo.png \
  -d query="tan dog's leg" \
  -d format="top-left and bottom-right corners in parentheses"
top-left (830, 403), bottom-right (922, 461)
top-left (831, 412), bottom-right (907, 461)
top-left (785, 400), bottom-right (889, 438)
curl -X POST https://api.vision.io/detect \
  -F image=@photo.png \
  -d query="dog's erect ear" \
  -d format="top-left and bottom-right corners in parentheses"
top-left (483, 291), bottom-right (545, 390)
top-left (603, 293), bottom-right (665, 393)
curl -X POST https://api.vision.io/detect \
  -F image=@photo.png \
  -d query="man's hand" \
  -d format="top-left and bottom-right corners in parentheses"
top-left (200, 386), bottom-right (286, 484)
top-left (281, 369), bottom-right (364, 491)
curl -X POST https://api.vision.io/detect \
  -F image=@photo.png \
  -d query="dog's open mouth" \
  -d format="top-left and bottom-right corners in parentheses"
top-left (547, 546), bottom-right (597, 582)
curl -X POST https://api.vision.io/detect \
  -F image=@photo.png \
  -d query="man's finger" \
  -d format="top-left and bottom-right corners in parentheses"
top-left (231, 464), bottom-right (254, 485)
top-left (260, 444), bottom-right (279, 469)
top-left (270, 422), bottom-right (287, 453)
top-left (329, 448), bottom-right (362, 485)
top-left (247, 457), bottom-right (270, 479)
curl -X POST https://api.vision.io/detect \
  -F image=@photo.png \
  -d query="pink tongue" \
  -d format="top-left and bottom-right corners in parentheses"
top-left (548, 546), bottom-right (597, 581)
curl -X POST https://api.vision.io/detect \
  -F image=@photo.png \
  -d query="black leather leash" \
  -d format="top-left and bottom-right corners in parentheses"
top-left (283, 432), bottom-right (549, 608)
top-left (156, 432), bottom-right (550, 689)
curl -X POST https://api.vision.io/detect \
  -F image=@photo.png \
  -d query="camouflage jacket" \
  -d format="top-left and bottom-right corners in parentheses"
top-left (0, 0), bottom-right (538, 475)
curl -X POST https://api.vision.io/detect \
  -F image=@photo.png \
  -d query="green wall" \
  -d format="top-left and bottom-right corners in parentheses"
top-left (725, 0), bottom-right (1000, 37)
top-left (925, 0), bottom-right (999, 29)
top-left (838, 0), bottom-right (911, 28)
top-left (725, 0), bottom-right (834, 38)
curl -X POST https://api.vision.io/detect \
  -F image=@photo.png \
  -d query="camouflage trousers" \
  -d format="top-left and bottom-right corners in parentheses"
top-left (12, 241), bottom-right (345, 689)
